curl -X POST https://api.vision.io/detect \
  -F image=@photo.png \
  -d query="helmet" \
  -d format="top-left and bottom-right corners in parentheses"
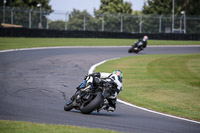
top-left (113, 70), bottom-right (123, 79)
top-left (143, 36), bottom-right (148, 41)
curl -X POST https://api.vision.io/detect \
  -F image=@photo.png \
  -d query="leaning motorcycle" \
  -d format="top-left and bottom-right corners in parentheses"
top-left (64, 77), bottom-right (118, 114)
top-left (128, 41), bottom-right (144, 54)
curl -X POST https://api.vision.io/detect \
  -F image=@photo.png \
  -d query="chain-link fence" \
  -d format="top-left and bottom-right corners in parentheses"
top-left (1, 6), bottom-right (200, 34)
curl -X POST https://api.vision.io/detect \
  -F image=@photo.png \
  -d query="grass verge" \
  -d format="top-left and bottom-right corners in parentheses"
top-left (0, 120), bottom-right (122, 133)
top-left (0, 37), bottom-right (200, 50)
top-left (95, 53), bottom-right (200, 121)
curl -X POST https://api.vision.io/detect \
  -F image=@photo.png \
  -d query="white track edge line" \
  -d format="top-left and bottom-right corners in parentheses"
top-left (88, 58), bottom-right (200, 124)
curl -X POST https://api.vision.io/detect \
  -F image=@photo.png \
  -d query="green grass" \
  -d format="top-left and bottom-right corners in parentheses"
top-left (0, 120), bottom-right (122, 133)
top-left (0, 37), bottom-right (200, 50)
top-left (95, 53), bottom-right (200, 121)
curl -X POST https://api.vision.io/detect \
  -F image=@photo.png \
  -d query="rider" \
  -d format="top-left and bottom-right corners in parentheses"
top-left (77, 70), bottom-right (123, 112)
top-left (135, 35), bottom-right (148, 50)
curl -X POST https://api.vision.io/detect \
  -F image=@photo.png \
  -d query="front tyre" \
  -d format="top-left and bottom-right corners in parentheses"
top-left (128, 48), bottom-right (133, 53)
top-left (80, 92), bottom-right (103, 114)
top-left (64, 100), bottom-right (74, 111)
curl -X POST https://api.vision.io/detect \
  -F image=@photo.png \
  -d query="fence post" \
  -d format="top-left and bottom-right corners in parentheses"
top-left (184, 12), bottom-right (186, 34)
top-left (120, 15), bottom-right (123, 32)
top-left (139, 15), bottom-right (142, 33)
top-left (29, 9), bottom-right (33, 28)
top-left (46, 17), bottom-right (49, 29)
top-left (65, 12), bottom-right (68, 30)
top-left (159, 15), bottom-right (163, 33)
top-left (40, 6), bottom-right (42, 28)
top-left (3, 0), bottom-right (6, 23)
top-left (172, 0), bottom-right (174, 33)
top-left (83, 14), bottom-right (86, 31)
top-left (102, 13), bottom-right (105, 31)
top-left (11, 7), bottom-right (15, 25)
top-left (180, 16), bottom-right (183, 33)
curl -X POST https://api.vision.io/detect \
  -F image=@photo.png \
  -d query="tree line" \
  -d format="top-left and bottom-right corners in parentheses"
top-left (1, 0), bottom-right (200, 33)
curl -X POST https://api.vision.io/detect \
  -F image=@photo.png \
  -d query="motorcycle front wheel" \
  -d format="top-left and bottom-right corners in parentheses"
top-left (64, 100), bottom-right (74, 111)
top-left (128, 48), bottom-right (133, 53)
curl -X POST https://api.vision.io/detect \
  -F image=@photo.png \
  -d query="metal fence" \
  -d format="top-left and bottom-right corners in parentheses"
top-left (1, 6), bottom-right (200, 34)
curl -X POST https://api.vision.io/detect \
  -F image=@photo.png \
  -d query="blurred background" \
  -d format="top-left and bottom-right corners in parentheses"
top-left (0, 0), bottom-right (200, 34)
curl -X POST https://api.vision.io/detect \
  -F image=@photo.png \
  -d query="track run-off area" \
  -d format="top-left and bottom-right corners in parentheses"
top-left (0, 46), bottom-right (200, 133)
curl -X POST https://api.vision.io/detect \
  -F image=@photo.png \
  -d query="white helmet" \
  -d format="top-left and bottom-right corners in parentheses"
top-left (143, 36), bottom-right (148, 41)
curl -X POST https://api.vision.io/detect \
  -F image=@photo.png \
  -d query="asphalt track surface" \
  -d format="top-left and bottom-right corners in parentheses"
top-left (0, 46), bottom-right (200, 133)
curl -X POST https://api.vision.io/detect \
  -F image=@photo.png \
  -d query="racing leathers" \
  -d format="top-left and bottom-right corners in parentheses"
top-left (135, 38), bottom-right (147, 50)
top-left (77, 72), bottom-right (123, 112)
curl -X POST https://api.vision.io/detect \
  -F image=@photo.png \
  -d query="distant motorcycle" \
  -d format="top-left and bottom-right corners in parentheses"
top-left (128, 36), bottom-right (148, 54)
top-left (64, 76), bottom-right (118, 114)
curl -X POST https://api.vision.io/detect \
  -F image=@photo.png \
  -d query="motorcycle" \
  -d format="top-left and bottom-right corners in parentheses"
top-left (128, 41), bottom-right (145, 54)
top-left (64, 76), bottom-right (118, 114)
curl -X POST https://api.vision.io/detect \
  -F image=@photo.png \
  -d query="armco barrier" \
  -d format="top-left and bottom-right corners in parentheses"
top-left (0, 28), bottom-right (200, 40)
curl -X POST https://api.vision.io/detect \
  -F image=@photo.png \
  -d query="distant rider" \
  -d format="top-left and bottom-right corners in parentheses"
top-left (135, 36), bottom-right (148, 50)
top-left (77, 70), bottom-right (123, 112)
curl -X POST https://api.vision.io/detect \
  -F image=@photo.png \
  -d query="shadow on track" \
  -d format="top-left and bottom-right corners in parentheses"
top-left (66, 110), bottom-right (121, 117)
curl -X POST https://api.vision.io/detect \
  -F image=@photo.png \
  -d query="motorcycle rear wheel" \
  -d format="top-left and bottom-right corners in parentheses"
top-left (80, 92), bottom-right (103, 114)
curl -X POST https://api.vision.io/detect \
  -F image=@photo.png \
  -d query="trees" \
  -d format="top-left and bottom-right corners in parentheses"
top-left (67, 9), bottom-right (99, 31)
top-left (49, 20), bottom-right (65, 30)
top-left (142, 0), bottom-right (200, 16)
top-left (93, 0), bottom-right (133, 32)
top-left (97, 0), bottom-right (132, 14)
top-left (186, 0), bottom-right (200, 15)
top-left (142, 0), bottom-right (200, 33)
top-left (0, 0), bottom-right (52, 11)
top-left (66, 0), bottom-right (133, 32)
top-left (1, 0), bottom-right (52, 28)
top-left (143, 0), bottom-right (172, 15)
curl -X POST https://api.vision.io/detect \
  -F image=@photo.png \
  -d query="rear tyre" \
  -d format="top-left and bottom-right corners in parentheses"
top-left (80, 92), bottom-right (103, 114)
